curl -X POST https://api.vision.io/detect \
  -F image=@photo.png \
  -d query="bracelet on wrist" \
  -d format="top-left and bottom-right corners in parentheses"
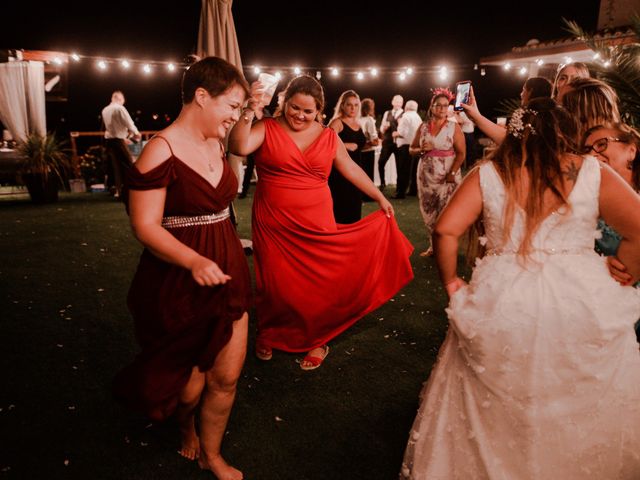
top-left (242, 108), bottom-right (255, 122)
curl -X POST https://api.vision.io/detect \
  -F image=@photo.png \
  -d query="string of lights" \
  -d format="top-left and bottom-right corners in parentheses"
top-left (13, 49), bottom-right (613, 81)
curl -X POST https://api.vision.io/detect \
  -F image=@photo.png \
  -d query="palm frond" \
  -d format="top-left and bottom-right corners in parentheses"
top-left (495, 97), bottom-right (521, 117)
top-left (563, 17), bottom-right (640, 127)
top-left (17, 133), bottom-right (71, 181)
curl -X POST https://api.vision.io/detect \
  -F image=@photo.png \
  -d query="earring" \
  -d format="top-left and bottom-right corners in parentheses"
top-left (627, 160), bottom-right (633, 170)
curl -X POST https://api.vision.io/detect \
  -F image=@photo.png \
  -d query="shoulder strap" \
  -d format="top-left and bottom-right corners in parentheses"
top-left (152, 135), bottom-right (175, 156)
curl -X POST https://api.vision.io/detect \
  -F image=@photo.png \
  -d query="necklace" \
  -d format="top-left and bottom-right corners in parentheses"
top-left (175, 123), bottom-right (216, 173)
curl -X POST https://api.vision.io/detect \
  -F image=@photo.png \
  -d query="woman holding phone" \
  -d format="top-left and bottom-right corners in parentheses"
top-left (409, 88), bottom-right (465, 257)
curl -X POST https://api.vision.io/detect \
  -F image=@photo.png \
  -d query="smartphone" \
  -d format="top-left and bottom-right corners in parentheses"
top-left (454, 81), bottom-right (471, 111)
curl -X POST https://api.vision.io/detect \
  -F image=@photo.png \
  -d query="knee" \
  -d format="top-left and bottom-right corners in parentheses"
top-left (205, 371), bottom-right (239, 394)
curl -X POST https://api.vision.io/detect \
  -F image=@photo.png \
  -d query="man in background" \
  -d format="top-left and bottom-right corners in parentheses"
top-left (102, 90), bottom-right (141, 199)
top-left (378, 94), bottom-right (403, 191)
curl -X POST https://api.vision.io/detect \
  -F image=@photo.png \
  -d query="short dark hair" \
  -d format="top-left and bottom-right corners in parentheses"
top-left (181, 56), bottom-right (249, 104)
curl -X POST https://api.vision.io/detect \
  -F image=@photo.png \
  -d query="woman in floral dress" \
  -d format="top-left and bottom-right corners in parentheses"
top-left (409, 89), bottom-right (465, 256)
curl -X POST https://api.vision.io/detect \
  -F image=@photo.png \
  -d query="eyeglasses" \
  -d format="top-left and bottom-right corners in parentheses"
top-left (583, 136), bottom-right (622, 154)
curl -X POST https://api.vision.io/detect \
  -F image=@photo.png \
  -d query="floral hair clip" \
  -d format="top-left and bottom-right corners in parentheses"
top-left (431, 87), bottom-right (455, 102)
top-left (508, 107), bottom-right (538, 138)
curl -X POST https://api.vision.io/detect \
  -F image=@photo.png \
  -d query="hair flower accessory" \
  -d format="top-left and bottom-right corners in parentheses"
top-left (508, 108), bottom-right (538, 138)
top-left (430, 87), bottom-right (455, 102)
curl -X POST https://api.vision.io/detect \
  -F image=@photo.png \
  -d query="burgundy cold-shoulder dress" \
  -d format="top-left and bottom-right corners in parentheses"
top-left (113, 137), bottom-right (251, 421)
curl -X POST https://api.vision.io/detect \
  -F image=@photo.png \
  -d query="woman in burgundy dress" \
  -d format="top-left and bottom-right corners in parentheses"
top-left (113, 57), bottom-right (251, 480)
top-left (229, 75), bottom-right (414, 370)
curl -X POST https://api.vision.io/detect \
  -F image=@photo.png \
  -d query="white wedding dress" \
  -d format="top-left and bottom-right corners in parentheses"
top-left (401, 157), bottom-right (640, 479)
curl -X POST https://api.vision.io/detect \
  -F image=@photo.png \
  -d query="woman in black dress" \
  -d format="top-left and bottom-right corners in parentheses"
top-left (328, 90), bottom-right (367, 223)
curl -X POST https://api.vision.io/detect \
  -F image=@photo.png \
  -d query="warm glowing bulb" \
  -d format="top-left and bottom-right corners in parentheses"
top-left (71, 53), bottom-right (80, 62)
top-left (121, 60), bottom-right (130, 69)
top-left (519, 67), bottom-right (527, 75)
top-left (356, 71), bottom-right (364, 80)
top-left (143, 64), bottom-right (151, 74)
top-left (253, 66), bottom-right (261, 74)
top-left (370, 67), bottom-right (378, 76)
top-left (293, 66), bottom-right (301, 75)
top-left (504, 62), bottom-right (511, 70)
top-left (536, 59), bottom-right (544, 65)
top-left (97, 60), bottom-right (107, 70)
top-left (167, 63), bottom-right (176, 72)
top-left (399, 72), bottom-right (406, 81)
top-left (53, 57), bottom-right (63, 65)
top-left (406, 67), bottom-right (413, 75)
top-left (275, 71), bottom-right (282, 80)
top-left (593, 52), bottom-right (600, 60)
top-left (331, 67), bottom-right (339, 76)
top-left (564, 56), bottom-right (573, 64)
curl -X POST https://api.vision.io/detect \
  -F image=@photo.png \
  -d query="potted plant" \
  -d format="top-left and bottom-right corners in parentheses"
top-left (17, 132), bottom-right (71, 203)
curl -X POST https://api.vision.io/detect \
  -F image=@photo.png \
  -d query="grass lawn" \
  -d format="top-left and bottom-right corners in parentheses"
top-left (0, 190), bottom-right (466, 480)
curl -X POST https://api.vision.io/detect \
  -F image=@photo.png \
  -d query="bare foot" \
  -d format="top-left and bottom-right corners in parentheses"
top-left (419, 247), bottom-right (433, 257)
top-left (178, 424), bottom-right (200, 461)
top-left (198, 453), bottom-right (243, 480)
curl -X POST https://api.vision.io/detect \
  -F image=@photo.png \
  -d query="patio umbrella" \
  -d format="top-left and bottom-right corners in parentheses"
top-left (197, 0), bottom-right (243, 72)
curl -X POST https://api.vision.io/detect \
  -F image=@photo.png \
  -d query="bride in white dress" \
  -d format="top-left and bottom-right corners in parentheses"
top-left (400, 98), bottom-right (640, 479)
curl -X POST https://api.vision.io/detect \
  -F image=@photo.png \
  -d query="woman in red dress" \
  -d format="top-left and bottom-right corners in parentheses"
top-left (229, 75), bottom-right (414, 370)
top-left (113, 57), bottom-right (251, 480)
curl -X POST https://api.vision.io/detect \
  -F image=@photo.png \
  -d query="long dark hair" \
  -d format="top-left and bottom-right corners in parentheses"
top-left (491, 97), bottom-right (579, 257)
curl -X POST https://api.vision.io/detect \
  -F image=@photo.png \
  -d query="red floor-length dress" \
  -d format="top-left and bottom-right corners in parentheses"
top-left (113, 139), bottom-right (251, 421)
top-left (252, 118), bottom-right (414, 352)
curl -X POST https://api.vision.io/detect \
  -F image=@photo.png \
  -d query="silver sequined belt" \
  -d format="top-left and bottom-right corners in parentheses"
top-left (485, 246), bottom-right (593, 256)
top-left (161, 208), bottom-right (230, 228)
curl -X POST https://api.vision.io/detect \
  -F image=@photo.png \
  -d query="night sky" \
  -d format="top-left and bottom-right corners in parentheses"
top-left (2, 0), bottom-right (600, 133)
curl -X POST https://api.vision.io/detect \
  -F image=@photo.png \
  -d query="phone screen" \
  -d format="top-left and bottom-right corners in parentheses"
top-left (454, 82), bottom-right (471, 111)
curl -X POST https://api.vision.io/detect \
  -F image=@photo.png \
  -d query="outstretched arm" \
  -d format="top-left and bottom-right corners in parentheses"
top-left (433, 167), bottom-right (483, 295)
top-left (462, 86), bottom-right (507, 145)
top-left (333, 139), bottom-right (393, 217)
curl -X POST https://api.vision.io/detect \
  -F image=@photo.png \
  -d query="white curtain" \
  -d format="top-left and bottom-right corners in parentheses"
top-left (0, 61), bottom-right (46, 142)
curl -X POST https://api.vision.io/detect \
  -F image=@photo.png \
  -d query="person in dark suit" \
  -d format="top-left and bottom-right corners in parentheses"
top-left (378, 94), bottom-right (403, 190)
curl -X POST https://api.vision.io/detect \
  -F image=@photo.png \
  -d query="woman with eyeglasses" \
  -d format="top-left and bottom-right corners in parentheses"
top-left (583, 124), bottom-right (640, 296)
top-left (409, 89), bottom-right (465, 257)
